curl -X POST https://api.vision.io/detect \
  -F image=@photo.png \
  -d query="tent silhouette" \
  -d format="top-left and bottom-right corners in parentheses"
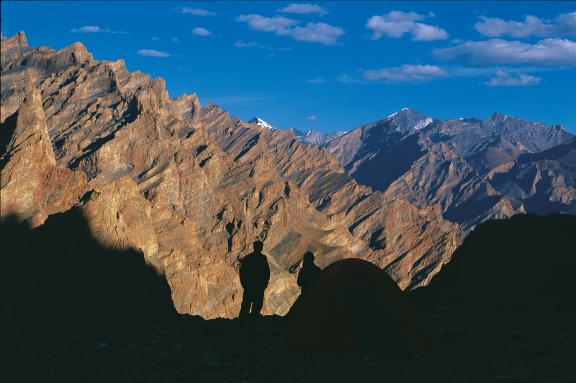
top-left (283, 258), bottom-right (429, 357)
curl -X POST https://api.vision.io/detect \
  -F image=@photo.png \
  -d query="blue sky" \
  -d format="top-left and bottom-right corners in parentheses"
top-left (2, 1), bottom-right (575, 133)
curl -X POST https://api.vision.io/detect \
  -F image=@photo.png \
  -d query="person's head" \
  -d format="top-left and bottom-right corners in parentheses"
top-left (303, 251), bottom-right (315, 264)
top-left (253, 240), bottom-right (264, 253)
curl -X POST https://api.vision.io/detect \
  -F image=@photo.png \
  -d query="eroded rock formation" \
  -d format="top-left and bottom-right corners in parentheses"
top-left (1, 32), bottom-right (461, 318)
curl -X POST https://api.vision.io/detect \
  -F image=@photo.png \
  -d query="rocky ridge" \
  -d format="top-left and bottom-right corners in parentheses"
top-left (294, 128), bottom-right (347, 146)
top-left (0, 33), bottom-right (462, 318)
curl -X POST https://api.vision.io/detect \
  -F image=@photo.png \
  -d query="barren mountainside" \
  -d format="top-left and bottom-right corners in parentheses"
top-left (325, 108), bottom-right (575, 229)
top-left (0, 32), bottom-right (462, 318)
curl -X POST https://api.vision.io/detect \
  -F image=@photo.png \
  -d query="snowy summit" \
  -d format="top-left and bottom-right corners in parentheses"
top-left (249, 117), bottom-right (276, 130)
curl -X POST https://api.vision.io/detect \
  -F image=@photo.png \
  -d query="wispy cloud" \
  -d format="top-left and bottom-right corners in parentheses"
top-left (71, 25), bottom-right (127, 34)
top-left (433, 38), bottom-right (576, 67)
top-left (137, 49), bottom-right (170, 57)
top-left (233, 40), bottom-right (292, 54)
top-left (178, 7), bottom-right (215, 16)
top-left (192, 27), bottom-right (211, 36)
top-left (485, 70), bottom-right (542, 87)
top-left (340, 65), bottom-right (551, 86)
top-left (363, 64), bottom-right (448, 82)
top-left (475, 12), bottom-right (576, 38)
top-left (234, 40), bottom-right (267, 49)
top-left (337, 73), bottom-right (355, 84)
top-left (237, 14), bottom-right (343, 45)
top-left (206, 95), bottom-right (270, 106)
top-left (278, 3), bottom-right (327, 16)
top-left (306, 77), bottom-right (327, 84)
top-left (306, 114), bottom-right (319, 120)
top-left (366, 11), bottom-right (448, 41)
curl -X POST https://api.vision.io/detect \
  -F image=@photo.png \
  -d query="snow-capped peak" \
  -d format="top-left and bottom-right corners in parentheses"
top-left (387, 107), bottom-right (411, 119)
top-left (249, 117), bottom-right (276, 130)
top-left (413, 117), bottom-right (433, 130)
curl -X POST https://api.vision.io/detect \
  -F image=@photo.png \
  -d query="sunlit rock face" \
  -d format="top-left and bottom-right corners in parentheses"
top-left (0, 87), bottom-right (88, 227)
top-left (1, 33), bottom-right (462, 318)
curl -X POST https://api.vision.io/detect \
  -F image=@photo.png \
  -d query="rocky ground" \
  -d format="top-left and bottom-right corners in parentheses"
top-left (6, 306), bottom-right (576, 383)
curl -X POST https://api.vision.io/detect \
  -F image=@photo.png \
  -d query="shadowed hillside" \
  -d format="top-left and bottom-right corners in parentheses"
top-left (0, 210), bottom-right (177, 337)
top-left (417, 213), bottom-right (576, 313)
top-left (1, 212), bottom-right (575, 382)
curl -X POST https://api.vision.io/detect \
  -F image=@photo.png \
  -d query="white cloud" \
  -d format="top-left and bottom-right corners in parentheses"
top-left (485, 70), bottom-right (542, 87)
top-left (366, 11), bottom-right (448, 41)
top-left (306, 77), bottom-right (326, 84)
top-left (363, 64), bottom-right (448, 82)
top-left (412, 23), bottom-right (449, 41)
top-left (474, 12), bottom-right (576, 38)
top-left (178, 7), bottom-right (215, 16)
top-left (433, 38), bottom-right (576, 67)
top-left (237, 15), bottom-right (298, 34)
top-left (151, 36), bottom-right (160, 41)
top-left (72, 26), bottom-right (101, 33)
top-left (192, 27), bottom-right (211, 36)
top-left (71, 25), bottom-right (127, 34)
top-left (306, 114), bottom-right (319, 120)
top-left (279, 3), bottom-right (327, 16)
top-left (137, 49), bottom-right (170, 57)
top-left (291, 22), bottom-right (343, 45)
top-left (237, 14), bottom-right (343, 45)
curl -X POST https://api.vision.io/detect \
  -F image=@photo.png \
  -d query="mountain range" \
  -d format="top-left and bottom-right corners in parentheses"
top-left (1, 32), bottom-right (574, 319)
top-left (292, 108), bottom-right (573, 230)
top-left (254, 108), bottom-right (575, 230)
top-left (249, 116), bottom-right (346, 146)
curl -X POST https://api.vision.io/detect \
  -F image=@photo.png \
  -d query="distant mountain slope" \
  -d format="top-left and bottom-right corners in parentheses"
top-left (247, 116), bottom-right (345, 145)
top-left (294, 129), bottom-right (347, 146)
top-left (491, 137), bottom-right (576, 215)
top-left (326, 108), bottom-right (574, 229)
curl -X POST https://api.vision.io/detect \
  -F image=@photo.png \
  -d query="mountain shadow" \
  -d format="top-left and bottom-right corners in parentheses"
top-left (416, 213), bottom-right (576, 314)
top-left (1, 209), bottom-right (177, 340)
top-left (348, 132), bottom-right (423, 193)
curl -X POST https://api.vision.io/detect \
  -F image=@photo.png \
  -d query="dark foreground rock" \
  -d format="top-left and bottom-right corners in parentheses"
top-left (4, 308), bottom-right (576, 383)
top-left (2, 213), bottom-right (575, 382)
top-left (422, 213), bottom-right (576, 313)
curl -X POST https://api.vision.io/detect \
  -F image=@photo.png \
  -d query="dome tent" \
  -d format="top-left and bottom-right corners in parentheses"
top-left (283, 258), bottom-right (429, 357)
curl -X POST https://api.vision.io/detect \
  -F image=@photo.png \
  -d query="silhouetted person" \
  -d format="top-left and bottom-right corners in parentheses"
top-left (297, 252), bottom-right (321, 296)
top-left (238, 240), bottom-right (270, 332)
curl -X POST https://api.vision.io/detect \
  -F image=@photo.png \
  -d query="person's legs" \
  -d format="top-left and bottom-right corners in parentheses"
top-left (250, 290), bottom-right (264, 320)
top-left (237, 289), bottom-right (252, 331)
top-left (251, 290), bottom-right (264, 316)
